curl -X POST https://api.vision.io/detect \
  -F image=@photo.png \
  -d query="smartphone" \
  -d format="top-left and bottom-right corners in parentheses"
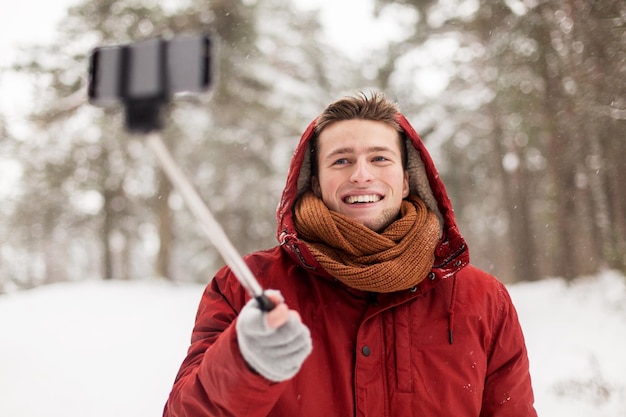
top-left (88, 34), bottom-right (212, 107)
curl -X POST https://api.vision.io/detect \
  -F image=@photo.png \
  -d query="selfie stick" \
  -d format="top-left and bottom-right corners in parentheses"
top-left (145, 134), bottom-right (274, 311)
top-left (88, 35), bottom-right (274, 311)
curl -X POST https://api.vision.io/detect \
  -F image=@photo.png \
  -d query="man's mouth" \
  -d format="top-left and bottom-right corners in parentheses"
top-left (344, 194), bottom-right (383, 204)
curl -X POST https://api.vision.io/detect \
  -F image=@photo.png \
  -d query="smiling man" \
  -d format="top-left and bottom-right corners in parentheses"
top-left (163, 92), bottom-right (537, 417)
top-left (311, 118), bottom-right (409, 232)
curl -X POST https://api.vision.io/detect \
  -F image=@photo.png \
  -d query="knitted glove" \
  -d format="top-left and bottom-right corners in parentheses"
top-left (236, 292), bottom-right (312, 382)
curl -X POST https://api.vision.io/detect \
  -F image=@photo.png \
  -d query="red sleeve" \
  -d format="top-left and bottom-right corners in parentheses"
top-left (163, 269), bottom-right (288, 417)
top-left (480, 283), bottom-right (537, 417)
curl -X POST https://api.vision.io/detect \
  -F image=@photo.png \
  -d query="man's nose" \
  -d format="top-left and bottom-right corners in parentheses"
top-left (350, 159), bottom-right (374, 183)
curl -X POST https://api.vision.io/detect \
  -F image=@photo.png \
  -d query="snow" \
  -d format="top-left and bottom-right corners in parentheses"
top-left (511, 270), bottom-right (626, 415)
top-left (1, 271), bottom-right (625, 416)
top-left (0, 280), bottom-right (201, 417)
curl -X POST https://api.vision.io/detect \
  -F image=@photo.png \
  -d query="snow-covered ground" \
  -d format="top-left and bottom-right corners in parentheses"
top-left (1, 270), bottom-right (625, 416)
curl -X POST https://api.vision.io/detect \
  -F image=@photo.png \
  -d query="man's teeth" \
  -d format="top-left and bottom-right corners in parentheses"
top-left (345, 195), bottom-right (381, 204)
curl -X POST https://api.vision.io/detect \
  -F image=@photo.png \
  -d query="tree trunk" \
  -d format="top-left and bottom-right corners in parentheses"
top-left (490, 109), bottom-right (540, 282)
top-left (532, 7), bottom-right (578, 280)
top-left (156, 168), bottom-right (173, 279)
top-left (102, 192), bottom-right (114, 280)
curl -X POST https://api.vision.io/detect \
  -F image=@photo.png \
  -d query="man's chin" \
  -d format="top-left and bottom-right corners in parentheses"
top-left (360, 209), bottom-right (402, 233)
top-left (356, 217), bottom-right (393, 233)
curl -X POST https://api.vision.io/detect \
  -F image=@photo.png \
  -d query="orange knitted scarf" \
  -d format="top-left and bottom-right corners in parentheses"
top-left (294, 192), bottom-right (440, 293)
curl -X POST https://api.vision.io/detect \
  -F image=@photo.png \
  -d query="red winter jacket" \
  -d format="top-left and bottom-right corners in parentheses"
top-left (163, 114), bottom-right (537, 417)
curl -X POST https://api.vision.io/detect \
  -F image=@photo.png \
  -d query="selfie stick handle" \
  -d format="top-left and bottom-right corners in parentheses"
top-left (146, 132), bottom-right (275, 312)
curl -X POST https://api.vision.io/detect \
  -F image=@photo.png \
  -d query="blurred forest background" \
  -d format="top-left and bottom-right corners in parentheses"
top-left (0, 0), bottom-right (624, 293)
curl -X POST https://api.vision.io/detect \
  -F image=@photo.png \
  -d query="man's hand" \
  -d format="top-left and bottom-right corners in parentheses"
top-left (236, 291), bottom-right (312, 382)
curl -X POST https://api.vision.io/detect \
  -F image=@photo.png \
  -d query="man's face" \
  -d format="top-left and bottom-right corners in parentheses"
top-left (312, 119), bottom-right (409, 232)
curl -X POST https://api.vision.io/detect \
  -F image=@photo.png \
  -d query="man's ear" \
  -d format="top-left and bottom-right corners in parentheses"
top-left (402, 170), bottom-right (410, 198)
top-left (312, 176), bottom-right (322, 197)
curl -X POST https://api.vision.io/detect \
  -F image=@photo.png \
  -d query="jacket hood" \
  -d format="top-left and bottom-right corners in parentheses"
top-left (276, 113), bottom-right (469, 280)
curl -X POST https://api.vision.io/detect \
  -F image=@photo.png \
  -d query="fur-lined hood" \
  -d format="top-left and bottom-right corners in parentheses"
top-left (276, 113), bottom-right (469, 281)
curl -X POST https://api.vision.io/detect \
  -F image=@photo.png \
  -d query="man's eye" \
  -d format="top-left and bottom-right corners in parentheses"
top-left (333, 158), bottom-right (349, 165)
top-left (373, 156), bottom-right (388, 162)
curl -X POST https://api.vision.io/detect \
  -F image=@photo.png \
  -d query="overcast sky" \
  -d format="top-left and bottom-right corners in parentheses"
top-left (0, 0), bottom-right (81, 120)
top-left (0, 0), bottom-right (79, 65)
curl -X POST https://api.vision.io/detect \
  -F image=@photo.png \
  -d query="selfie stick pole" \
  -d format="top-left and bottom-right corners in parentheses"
top-left (145, 133), bottom-right (275, 311)
top-left (88, 35), bottom-right (273, 311)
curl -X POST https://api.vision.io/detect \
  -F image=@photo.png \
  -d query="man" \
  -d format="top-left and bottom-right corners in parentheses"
top-left (163, 92), bottom-right (537, 416)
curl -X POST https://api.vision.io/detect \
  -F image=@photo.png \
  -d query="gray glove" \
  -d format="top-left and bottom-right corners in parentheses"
top-left (236, 293), bottom-right (312, 382)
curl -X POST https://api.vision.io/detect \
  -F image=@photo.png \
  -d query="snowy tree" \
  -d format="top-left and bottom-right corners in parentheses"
top-left (371, 0), bottom-right (626, 281)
